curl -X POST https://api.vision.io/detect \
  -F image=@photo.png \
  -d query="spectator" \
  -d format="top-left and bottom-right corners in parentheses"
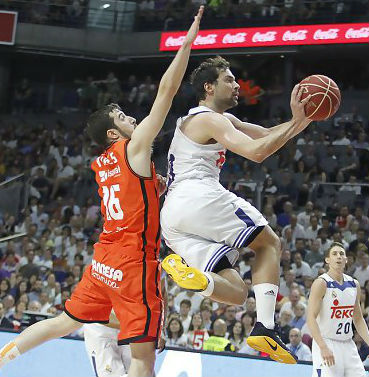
top-left (291, 252), bottom-right (312, 284)
top-left (292, 238), bottom-right (309, 259)
top-left (223, 305), bottom-right (237, 334)
top-left (200, 305), bottom-right (212, 331)
top-left (179, 299), bottom-right (192, 333)
top-left (279, 269), bottom-right (296, 297)
top-left (203, 319), bottom-right (235, 352)
top-left (0, 302), bottom-right (13, 329)
top-left (280, 289), bottom-right (306, 314)
top-left (290, 302), bottom-right (306, 330)
top-left (354, 331), bottom-right (369, 362)
top-left (297, 201), bottom-right (313, 229)
top-left (285, 213), bottom-right (307, 241)
top-left (354, 254), bottom-right (369, 287)
top-left (2, 295), bottom-right (15, 318)
top-left (186, 312), bottom-right (209, 350)
top-left (228, 321), bottom-right (247, 351)
top-left (305, 239), bottom-right (324, 267)
top-left (277, 201), bottom-right (294, 228)
top-left (0, 279), bottom-right (10, 299)
top-left (166, 318), bottom-right (187, 348)
top-left (277, 309), bottom-right (293, 344)
top-left (287, 328), bottom-right (312, 361)
top-left (50, 156), bottom-right (75, 199)
top-left (305, 215), bottom-right (321, 243)
top-left (240, 312), bottom-right (256, 338)
top-left (280, 249), bottom-right (292, 276)
top-left (174, 289), bottom-right (203, 314)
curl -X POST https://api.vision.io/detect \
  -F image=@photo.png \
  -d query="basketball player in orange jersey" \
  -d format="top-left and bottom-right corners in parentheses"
top-left (160, 56), bottom-right (313, 364)
top-left (0, 7), bottom-right (204, 377)
top-left (307, 242), bottom-right (369, 377)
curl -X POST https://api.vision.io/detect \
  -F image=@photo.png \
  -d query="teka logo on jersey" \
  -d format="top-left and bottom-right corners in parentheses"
top-left (282, 30), bottom-right (308, 41)
top-left (91, 259), bottom-right (123, 289)
top-left (330, 300), bottom-right (354, 319)
top-left (345, 27), bottom-right (369, 39)
top-left (222, 32), bottom-right (247, 44)
top-left (99, 165), bottom-right (121, 183)
top-left (313, 28), bottom-right (339, 40)
top-left (252, 31), bottom-right (277, 43)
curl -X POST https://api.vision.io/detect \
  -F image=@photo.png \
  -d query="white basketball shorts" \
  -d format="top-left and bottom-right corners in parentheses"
top-left (84, 324), bottom-right (131, 377)
top-left (160, 179), bottom-right (268, 272)
top-left (312, 338), bottom-right (366, 377)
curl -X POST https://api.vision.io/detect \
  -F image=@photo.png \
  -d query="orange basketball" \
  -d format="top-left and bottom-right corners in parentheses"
top-left (299, 74), bottom-right (341, 121)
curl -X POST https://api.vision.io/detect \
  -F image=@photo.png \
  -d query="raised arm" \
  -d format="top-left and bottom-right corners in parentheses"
top-left (201, 85), bottom-right (311, 163)
top-left (353, 280), bottom-right (369, 346)
top-left (224, 86), bottom-right (311, 140)
top-left (130, 6), bottom-right (203, 151)
top-left (306, 278), bottom-right (335, 367)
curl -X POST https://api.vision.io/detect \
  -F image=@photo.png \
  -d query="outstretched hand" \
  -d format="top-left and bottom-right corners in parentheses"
top-left (290, 84), bottom-right (311, 122)
top-left (184, 6), bottom-right (204, 45)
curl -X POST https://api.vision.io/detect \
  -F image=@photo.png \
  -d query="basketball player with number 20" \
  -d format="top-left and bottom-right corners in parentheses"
top-left (0, 7), bottom-right (204, 377)
top-left (307, 242), bottom-right (369, 377)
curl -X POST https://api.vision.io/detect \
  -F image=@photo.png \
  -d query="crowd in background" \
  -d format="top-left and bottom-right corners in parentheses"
top-left (0, 0), bottom-right (367, 30)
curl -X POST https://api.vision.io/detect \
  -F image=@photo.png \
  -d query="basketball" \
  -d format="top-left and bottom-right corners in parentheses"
top-left (299, 74), bottom-right (341, 121)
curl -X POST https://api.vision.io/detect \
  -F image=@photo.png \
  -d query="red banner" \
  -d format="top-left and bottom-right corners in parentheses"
top-left (160, 23), bottom-right (369, 51)
top-left (0, 11), bottom-right (17, 45)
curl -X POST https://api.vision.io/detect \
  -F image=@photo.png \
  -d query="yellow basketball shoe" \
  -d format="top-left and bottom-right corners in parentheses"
top-left (161, 254), bottom-right (209, 292)
top-left (247, 322), bottom-right (298, 364)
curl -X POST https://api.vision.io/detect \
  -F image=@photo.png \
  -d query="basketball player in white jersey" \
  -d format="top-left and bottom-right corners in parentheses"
top-left (84, 323), bottom-right (131, 377)
top-left (307, 242), bottom-right (369, 377)
top-left (160, 56), bottom-right (312, 363)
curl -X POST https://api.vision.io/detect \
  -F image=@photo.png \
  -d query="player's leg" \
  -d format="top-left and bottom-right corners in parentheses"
top-left (111, 254), bottom-right (162, 377)
top-left (0, 312), bottom-right (82, 367)
top-left (311, 339), bottom-right (344, 377)
top-left (161, 234), bottom-right (247, 305)
top-left (84, 324), bottom-right (129, 377)
top-left (129, 342), bottom-right (156, 377)
top-left (344, 339), bottom-right (366, 377)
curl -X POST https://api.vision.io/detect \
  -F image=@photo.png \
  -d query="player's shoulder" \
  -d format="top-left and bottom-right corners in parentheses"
top-left (312, 275), bottom-right (328, 290)
top-left (191, 111), bottom-right (231, 125)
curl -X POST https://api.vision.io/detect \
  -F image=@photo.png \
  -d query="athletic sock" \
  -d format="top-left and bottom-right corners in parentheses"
top-left (201, 272), bottom-right (215, 297)
top-left (0, 341), bottom-right (21, 367)
top-left (253, 283), bottom-right (278, 330)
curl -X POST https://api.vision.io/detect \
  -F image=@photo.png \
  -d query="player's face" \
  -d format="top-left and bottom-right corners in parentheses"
top-left (109, 108), bottom-right (137, 139)
top-left (213, 69), bottom-right (240, 109)
top-left (326, 246), bottom-right (347, 271)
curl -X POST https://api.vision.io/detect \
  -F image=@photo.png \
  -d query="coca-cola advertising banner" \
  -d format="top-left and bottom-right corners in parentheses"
top-left (0, 11), bottom-right (17, 45)
top-left (160, 23), bottom-right (369, 51)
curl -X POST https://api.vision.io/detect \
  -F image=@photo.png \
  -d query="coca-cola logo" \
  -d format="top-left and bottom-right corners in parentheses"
top-left (282, 30), bottom-right (308, 41)
top-left (165, 36), bottom-right (186, 47)
top-left (252, 31), bottom-right (277, 43)
top-left (313, 28), bottom-right (339, 40)
top-left (330, 305), bottom-right (354, 319)
top-left (345, 27), bottom-right (369, 39)
top-left (194, 34), bottom-right (218, 46)
top-left (222, 32), bottom-right (247, 44)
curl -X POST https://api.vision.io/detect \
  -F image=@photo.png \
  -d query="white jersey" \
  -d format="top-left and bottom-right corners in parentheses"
top-left (166, 106), bottom-right (226, 192)
top-left (317, 273), bottom-right (357, 341)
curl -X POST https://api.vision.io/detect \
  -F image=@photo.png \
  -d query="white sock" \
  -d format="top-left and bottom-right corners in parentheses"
top-left (253, 283), bottom-right (278, 330)
top-left (0, 341), bottom-right (21, 367)
top-left (201, 272), bottom-right (215, 297)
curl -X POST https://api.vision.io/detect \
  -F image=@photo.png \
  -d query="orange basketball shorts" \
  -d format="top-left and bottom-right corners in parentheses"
top-left (64, 242), bottom-right (163, 344)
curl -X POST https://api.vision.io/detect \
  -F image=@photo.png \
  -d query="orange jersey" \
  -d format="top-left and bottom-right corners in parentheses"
top-left (91, 139), bottom-right (160, 253)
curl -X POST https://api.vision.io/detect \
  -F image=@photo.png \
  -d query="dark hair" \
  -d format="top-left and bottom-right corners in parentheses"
top-left (167, 318), bottom-right (184, 339)
top-left (86, 103), bottom-right (121, 148)
top-left (180, 299), bottom-right (191, 308)
top-left (325, 242), bottom-right (345, 258)
top-left (190, 56), bottom-right (230, 101)
top-left (229, 320), bottom-right (245, 341)
top-left (188, 312), bottom-right (204, 331)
